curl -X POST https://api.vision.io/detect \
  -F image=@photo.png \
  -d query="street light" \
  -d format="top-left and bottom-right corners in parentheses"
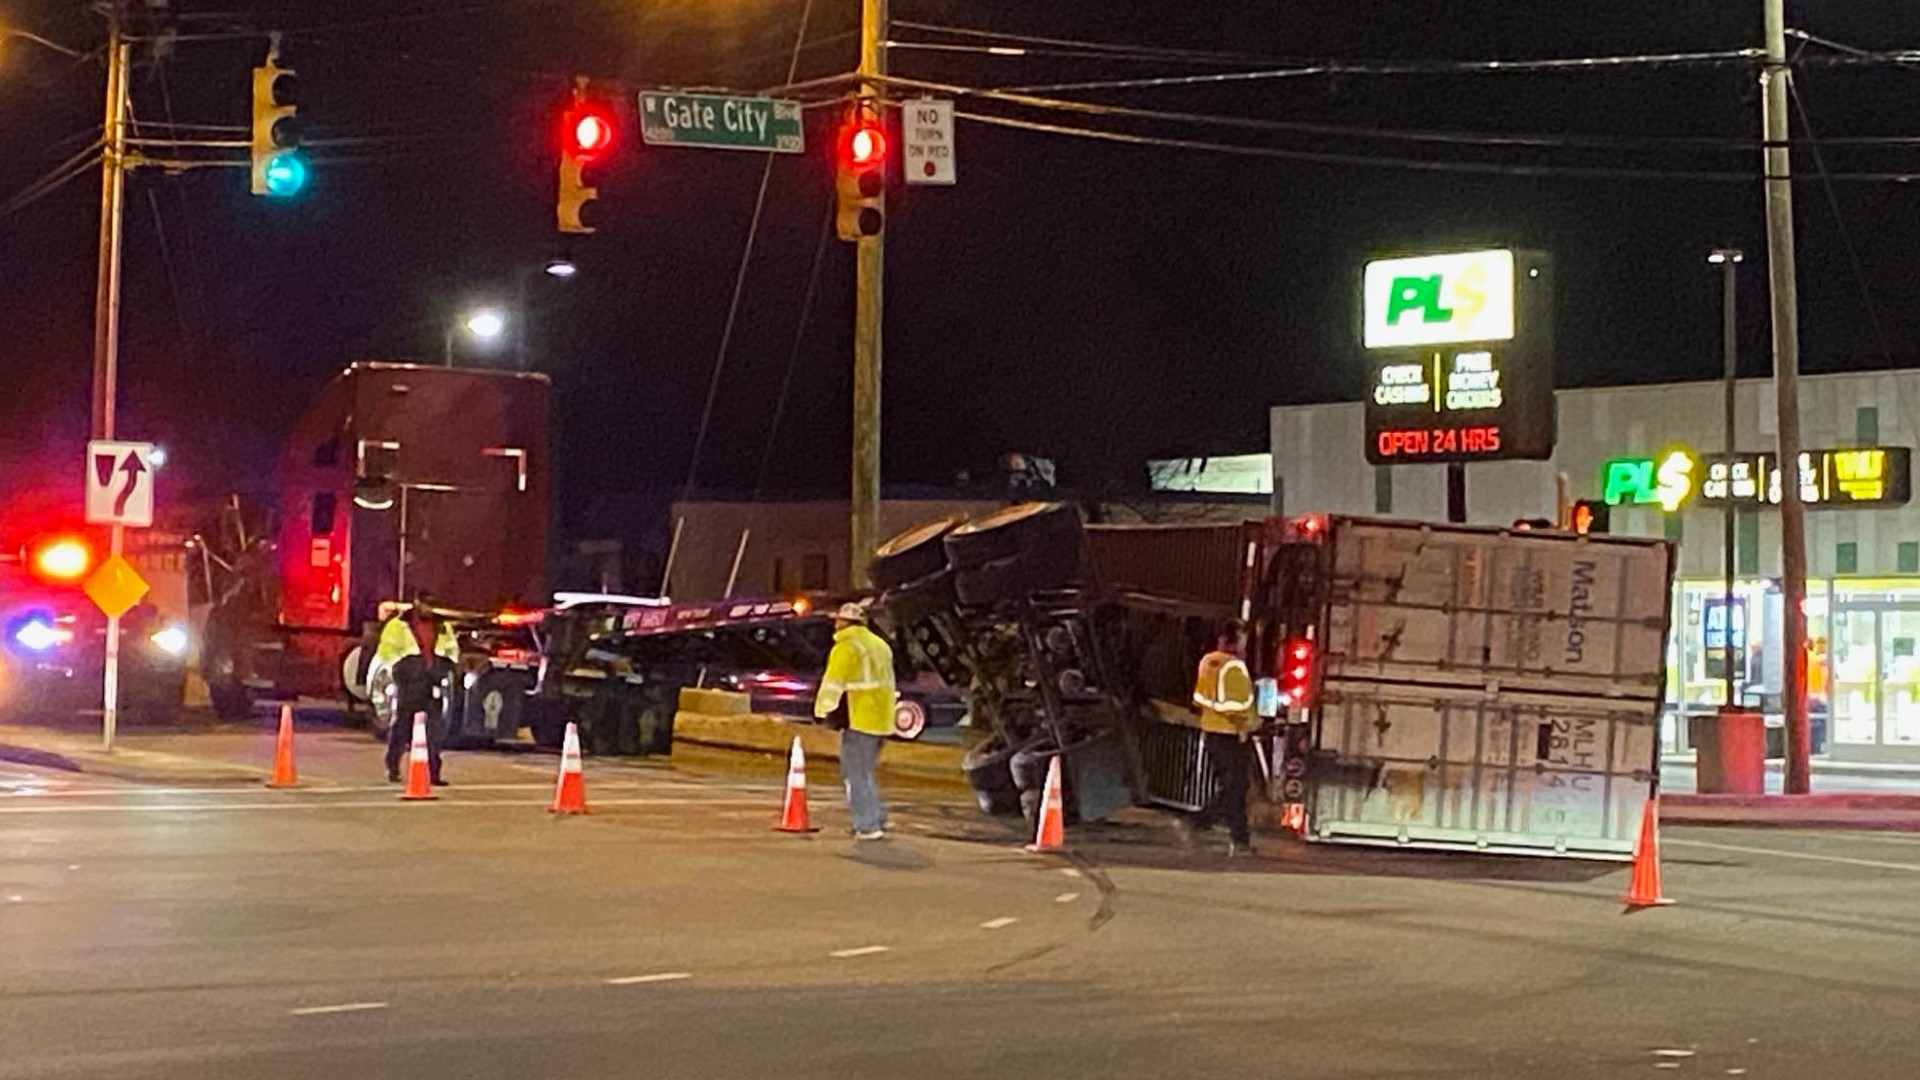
top-left (444, 307), bottom-right (507, 367)
top-left (1709, 247), bottom-right (1745, 713)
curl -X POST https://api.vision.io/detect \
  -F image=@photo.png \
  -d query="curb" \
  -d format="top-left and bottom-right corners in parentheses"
top-left (1664, 793), bottom-right (1920, 811)
top-left (0, 738), bottom-right (265, 786)
top-left (1662, 793), bottom-right (1920, 831)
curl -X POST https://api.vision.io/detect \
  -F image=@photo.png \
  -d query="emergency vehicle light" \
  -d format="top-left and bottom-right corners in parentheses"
top-left (14, 618), bottom-right (72, 652)
top-left (32, 538), bottom-right (92, 582)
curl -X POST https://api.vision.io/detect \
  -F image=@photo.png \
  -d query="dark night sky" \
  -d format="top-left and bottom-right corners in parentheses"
top-left (6, 1), bottom-right (1920, 548)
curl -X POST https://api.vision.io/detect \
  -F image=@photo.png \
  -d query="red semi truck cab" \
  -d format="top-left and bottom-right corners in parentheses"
top-left (204, 361), bottom-right (552, 712)
top-left (278, 361), bottom-right (551, 634)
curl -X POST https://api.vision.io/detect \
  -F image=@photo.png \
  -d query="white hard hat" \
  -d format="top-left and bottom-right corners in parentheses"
top-left (834, 602), bottom-right (868, 624)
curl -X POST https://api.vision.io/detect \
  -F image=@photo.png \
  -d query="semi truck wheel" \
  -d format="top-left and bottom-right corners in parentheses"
top-left (869, 516), bottom-right (962, 590)
top-left (880, 570), bottom-right (958, 625)
top-left (943, 502), bottom-right (1081, 571)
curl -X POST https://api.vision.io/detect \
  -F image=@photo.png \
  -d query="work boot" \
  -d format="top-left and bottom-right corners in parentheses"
top-left (387, 772), bottom-right (401, 784)
top-left (431, 777), bottom-right (450, 788)
top-left (1226, 839), bottom-right (1252, 860)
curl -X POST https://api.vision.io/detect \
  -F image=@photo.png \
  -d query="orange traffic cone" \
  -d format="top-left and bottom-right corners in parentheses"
top-left (1621, 798), bottom-right (1674, 908)
top-left (1025, 755), bottom-right (1066, 853)
top-left (774, 736), bottom-right (818, 833)
top-left (549, 721), bottom-right (588, 814)
top-left (265, 704), bottom-right (298, 789)
top-left (1280, 802), bottom-right (1308, 834)
top-left (400, 713), bottom-right (437, 801)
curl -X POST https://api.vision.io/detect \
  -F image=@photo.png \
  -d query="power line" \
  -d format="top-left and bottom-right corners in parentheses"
top-left (683, 0), bottom-right (817, 499)
top-left (886, 40), bottom-right (1273, 67)
top-left (893, 20), bottom-right (1309, 65)
top-left (1790, 81), bottom-right (1898, 369)
top-left (991, 47), bottom-right (1766, 96)
top-left (755, 198), bottom-right (835, 501)
top-left (950, 109), bottom-right (1920, 184)
top-left (0, 140), bottom-right (103, 222)
top-left (882, 74), bottom-right (1920, 155)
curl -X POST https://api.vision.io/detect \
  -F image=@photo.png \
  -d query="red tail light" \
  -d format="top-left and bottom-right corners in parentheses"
top-left (1280, 636), bottom-right (1314, 708)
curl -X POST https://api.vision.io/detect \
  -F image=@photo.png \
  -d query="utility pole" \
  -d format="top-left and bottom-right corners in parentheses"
top-left (91, 14), bottom-right (129, 443)
top-left (850, 0), bottom-right (887, 583)
top-left (91, 10), bottom-right (132, 753)
top-left (1761, 0), bottom-right (1811, 793)
top-left (1712, 248), bottom-right (1743, 710)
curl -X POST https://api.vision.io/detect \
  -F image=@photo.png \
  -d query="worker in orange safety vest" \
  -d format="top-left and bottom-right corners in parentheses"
top-left (1186, 620), bottom-right (1258, 857)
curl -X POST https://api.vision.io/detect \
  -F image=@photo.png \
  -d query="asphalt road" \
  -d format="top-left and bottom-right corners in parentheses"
top-left (3, 737), bottom-right (1920, 1079)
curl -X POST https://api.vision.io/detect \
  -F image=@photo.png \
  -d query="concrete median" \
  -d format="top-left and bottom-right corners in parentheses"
top-left (670, 711), bottom-right (974, 788)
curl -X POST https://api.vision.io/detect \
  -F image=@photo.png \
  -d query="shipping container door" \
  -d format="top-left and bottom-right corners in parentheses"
top-left (1307, 682), bottom-right (1655, 860)
top-left (1323, 519), bottom-right (1672, 701)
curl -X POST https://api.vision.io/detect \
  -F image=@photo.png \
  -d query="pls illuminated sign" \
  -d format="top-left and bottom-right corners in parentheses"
top-left (1364, 249), bottom-right (1516, 349)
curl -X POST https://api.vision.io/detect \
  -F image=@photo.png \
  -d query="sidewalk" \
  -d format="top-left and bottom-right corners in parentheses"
top-left (0, 720), bottom-right (270, 785)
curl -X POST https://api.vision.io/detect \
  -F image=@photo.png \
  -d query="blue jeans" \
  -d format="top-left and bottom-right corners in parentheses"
top-left (840, 729), bottom-right (886, 833)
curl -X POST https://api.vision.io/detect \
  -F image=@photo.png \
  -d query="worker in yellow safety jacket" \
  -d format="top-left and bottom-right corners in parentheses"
top-left (1188, 620), bottom-right (1257, 857)
top-left (813, 602), bottom-right (897, 840)
top-left (375, 595), bottom-right (461, 785)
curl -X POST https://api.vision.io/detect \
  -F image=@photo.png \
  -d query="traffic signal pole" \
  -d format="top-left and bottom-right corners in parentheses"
top-left (1761, 0), bottom-right (1810, 794)
top-left (850, 0), bottom-right (887, 583)
top-left (91, 13), bottom-right (132, 752)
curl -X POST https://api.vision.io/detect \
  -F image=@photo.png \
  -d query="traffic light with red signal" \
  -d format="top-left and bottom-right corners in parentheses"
top-left (1570, 499), bottom-right (1611, 535)
top-left (836, 100), bottom-right (887, 241)
top-left (558, 84), bottom-right (616, 234)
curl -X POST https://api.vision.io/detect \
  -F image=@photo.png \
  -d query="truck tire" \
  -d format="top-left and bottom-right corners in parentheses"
top-left (944, 502), bottom-right (1081, 572)
top-left (366, 665), bottom-right (396, 741)
top-left (209, 681), bottom-right (253, 722)
top-left (881, 570), bottom-right (958, 625)
top-left (869, 517), bottom-right (962, 590)
top-left (525, 697), bottom-right (568, 749)
top-left (340, 645), bottom-right (370, 715)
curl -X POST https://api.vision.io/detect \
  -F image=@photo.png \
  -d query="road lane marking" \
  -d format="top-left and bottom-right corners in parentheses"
top-left (289, 1002), bottom-right (388, 1016)
top-left (0, 796), bottom-right (767, 815)
top-left (1054, 892), bottom-right (1080, 903)
top-left (606, 972), bottom-right (692, 986)
top-left (829, 945), bottom-right (889, 959)
top-left (979, 917), bottom-right (1017, 930)
top-left (1653, 1049), bottom-right (1696, 1058)
top-left (1058, 868), bottom-right (1081, 878)
top-left (1668, 837), bottom-right (1920, 873)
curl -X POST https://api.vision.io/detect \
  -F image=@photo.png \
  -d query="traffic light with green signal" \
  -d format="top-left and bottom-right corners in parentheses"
top-left (836, 100), bottom-right (886, 241)
top-left (558, 86), bottom-right (614, 234)
top-left (249, 54), bottom-right (304, 197)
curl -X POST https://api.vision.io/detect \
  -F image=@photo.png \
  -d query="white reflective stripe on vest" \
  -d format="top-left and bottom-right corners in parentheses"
top-left (1215, 658), bottom-right (1253, 712)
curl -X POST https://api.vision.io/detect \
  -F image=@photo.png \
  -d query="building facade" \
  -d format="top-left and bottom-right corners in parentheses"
top-left (1272, 369), bottom-right (1920, 763)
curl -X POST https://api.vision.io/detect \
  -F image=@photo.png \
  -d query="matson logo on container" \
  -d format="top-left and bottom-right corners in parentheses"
top-left (1364, 249), bottom-right (1516, 349)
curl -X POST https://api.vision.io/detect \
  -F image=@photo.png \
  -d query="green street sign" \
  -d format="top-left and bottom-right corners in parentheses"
top-left (638, 92), bottom-right (804, 153)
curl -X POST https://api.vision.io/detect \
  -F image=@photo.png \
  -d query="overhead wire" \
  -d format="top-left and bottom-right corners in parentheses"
top-left (880, 73), bottom-right (1904, 154)
top-left (894, 20), bottom-right (1323, 65)
top-left (989, 47), bottom-right (1767, 96)
top-left (754, 198), bottom-right (835, 500)
top-left (1789, 80), bottom-right (1898, 369)
top-left (0, 139), bottom-right (103, 222)
top-left (683, 0), bottom-right (817, 500)
top-left (950, 109), bottom-right (1902, 183)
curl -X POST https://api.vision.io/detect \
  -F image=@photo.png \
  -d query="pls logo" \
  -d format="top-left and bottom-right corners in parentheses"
top-left (1364, 249), bottom-right (1518, 349)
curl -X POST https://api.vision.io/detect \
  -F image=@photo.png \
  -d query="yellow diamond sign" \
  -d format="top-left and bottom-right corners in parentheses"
top-left (83, 554), bottom-right (149, 620)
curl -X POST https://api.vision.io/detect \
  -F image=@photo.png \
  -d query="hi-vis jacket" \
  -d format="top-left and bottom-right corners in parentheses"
top-left (1192, 650), bottom-right (1256, 738)
top-left (814, 624), bottom-right (898, 738)
top-left (372, 613), bottom-right (460, 675)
